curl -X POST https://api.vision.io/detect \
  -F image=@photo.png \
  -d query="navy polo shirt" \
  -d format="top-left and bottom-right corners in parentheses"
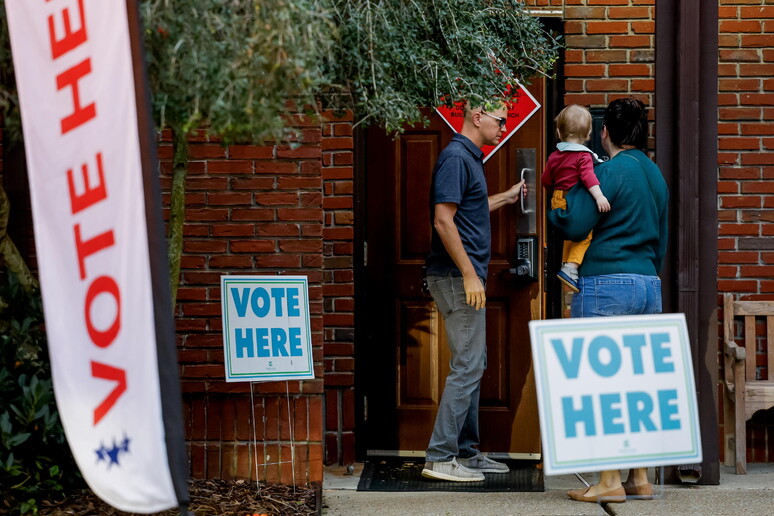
top-left (426, 133), bottom-right (491, 279)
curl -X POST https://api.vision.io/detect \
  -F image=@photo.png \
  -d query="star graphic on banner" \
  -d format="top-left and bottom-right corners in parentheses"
top-left (94, 434), bottom-right (131, 468)
top-left (106, 443), bottom-right (121, 466)
top-left (95, 444), bottom-right (107, 462)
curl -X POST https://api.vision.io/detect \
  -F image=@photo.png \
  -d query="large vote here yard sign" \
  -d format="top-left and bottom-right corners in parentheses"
top-left (221, 276), bottom-right (314, 382)
top-left (529, 314), bottom-right (702, 475)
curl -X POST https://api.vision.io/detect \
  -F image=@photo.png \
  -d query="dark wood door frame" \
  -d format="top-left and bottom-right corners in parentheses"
top-left (656, 0), bottom-right (720, 485)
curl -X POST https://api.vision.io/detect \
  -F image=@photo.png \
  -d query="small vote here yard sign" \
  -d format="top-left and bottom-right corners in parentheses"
top-left (529, 314), bottom-right (702, 475)
top-left (221, 276), bottom-right (314, 382)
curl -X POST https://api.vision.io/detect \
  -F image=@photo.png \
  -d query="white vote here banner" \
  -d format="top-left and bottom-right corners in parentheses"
top-left (4, 0), bottom-right (186, 512)
top-left (529, 314), bottom-right (702, 475)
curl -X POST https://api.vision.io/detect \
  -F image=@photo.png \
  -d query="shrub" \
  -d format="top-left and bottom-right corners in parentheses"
top-left (0, 274), bottom-right (82, 515)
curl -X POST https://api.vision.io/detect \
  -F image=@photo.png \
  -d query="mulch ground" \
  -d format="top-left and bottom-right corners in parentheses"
top-left (37, 479), bottom-right (319, 516)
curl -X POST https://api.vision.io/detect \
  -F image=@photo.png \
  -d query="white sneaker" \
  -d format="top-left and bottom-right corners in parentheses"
top-left (457, 454), bottom-right (510, 474)
top-left (421, 457), bottom-right (485, 482)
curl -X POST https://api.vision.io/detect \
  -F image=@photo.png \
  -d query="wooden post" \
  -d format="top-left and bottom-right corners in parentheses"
top-left (656, 0), bottom-right (720, 484)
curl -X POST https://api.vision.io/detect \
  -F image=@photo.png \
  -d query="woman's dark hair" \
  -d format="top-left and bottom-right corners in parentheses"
top-left (603, 97), bottom-right (648, 150)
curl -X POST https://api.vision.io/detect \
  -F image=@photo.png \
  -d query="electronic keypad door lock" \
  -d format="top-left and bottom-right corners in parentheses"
top-left (510, 236), bottom-right (538, 281)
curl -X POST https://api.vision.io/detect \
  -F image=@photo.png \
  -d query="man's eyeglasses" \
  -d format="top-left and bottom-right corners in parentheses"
top-left (480, 111), bottom-right (507, 129)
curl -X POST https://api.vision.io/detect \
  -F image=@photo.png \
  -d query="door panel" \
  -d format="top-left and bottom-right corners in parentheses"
top-left (365, 80), bottom-right (546, 456)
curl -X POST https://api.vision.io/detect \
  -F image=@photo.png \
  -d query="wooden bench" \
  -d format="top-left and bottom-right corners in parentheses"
top-left (723, 293), bottom-right (774, 474)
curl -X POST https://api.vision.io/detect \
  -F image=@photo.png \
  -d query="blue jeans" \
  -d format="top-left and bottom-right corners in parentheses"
top-left (571, 273), bottom-right (662, 318)
top-left (425, 274), bottom-right (487, 462)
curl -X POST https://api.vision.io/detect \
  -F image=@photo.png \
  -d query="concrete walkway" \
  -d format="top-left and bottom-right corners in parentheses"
top-left (322, 463), bottom-right (774, 516)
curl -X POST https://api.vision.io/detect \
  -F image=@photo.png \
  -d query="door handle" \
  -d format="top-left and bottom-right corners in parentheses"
top-left (520, 167), bottom-right (534, 215)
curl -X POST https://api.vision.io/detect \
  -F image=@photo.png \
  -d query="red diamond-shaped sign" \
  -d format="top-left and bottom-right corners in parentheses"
top-left (435, 82), bottom-right (541, 163)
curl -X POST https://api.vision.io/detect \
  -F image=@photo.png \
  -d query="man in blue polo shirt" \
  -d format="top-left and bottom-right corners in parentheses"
top-left (422, 102), bottom-right (526, 482)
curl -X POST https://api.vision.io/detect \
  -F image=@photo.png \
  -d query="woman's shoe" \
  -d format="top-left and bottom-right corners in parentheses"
top-left (623, 481), bottom-right (654, 500)
top-left (567, 486), bottom-right (626, 504)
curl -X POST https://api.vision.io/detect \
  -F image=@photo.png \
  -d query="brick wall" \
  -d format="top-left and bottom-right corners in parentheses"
top-left (321, 112), bottom-right (357, 466)
top-left (160, 116), bottom-right (328, 484)
top-left (562, 0), bottom-right (655, 145)
top-left (717, 0), bottom-right (774, 463)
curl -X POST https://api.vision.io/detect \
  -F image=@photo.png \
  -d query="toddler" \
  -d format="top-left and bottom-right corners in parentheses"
top-left (542, 104), bottom-right (610, 292)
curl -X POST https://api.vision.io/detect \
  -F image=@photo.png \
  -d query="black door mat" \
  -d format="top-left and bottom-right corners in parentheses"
top-left (357, 457), bottom-right (543, 492)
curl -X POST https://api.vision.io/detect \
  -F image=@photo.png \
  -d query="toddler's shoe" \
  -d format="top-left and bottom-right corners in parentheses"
top-left (557, 265), bottom-right (579, 293)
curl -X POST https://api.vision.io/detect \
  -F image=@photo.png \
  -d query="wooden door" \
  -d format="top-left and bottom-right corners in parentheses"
top-left (363, 80), bottom-right (546, 458)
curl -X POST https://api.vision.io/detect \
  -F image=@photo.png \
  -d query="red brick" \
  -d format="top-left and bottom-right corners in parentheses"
top-left (279, 240), bottom-right (323, 253)
top-left (210, 224), bottom-right (255, 237)
top-left (564, 93), bottom-right (607, 106)
top-left (255, 192), bottom-right (300, 206)
top-left (207, 192), bottom-right (252, 205)
top-left (564, 64), bottom-right (606, 76)
top-left (586, 79), bottom-right (629, 91)
top-left (189, 145), bottom-right (227, 159)
top-left (256, 223), bottom-right (300, 237)
top-left (740, 6), bottom-right (774, 18)
top-left (300, 160), bottom-right (322, 175)
top-left (742, 35), bottom-right (774, 47)
top-left (565, 6), bottom-right (606, 19)
top-left (277, 208), bottom-right (323, 222)
top-left (718, 123), bottom-right (740, 135)
top-left (609, 35), bottom-right (651, 48)
top-left (322, 167), bottom-right (353, 180)
top-left (631, 21), bottom-right (655, 34)
top-left (230, 208), bottom-right (275, 221)
top-left (718, 265), bottom-right (738, 278)
top-left (719, 34), bottom-right (740, 47)
top-left (609, 64), bottom-right (652, 76)
top-left (331, 153), bottom-right (353, 166)
top-left (741, 153), bottom-right (774, 165)
top-left (231, 177), bottom-right (275, 190)
top-left (719, 252), bottom-right (761, 264)
top-left (209, 255), bottom-right (253, 268)
top-left (741, 265), bottom-right (774, 277)
top-left (720, 49), bottom-right (761, 63)
top-left (719, 63), bottom-right (739, 76)
top-left (742, 181), bottom-right (774, 194)
top-left (230, 240), bottom-right (276, 253)
top-left (740, 64), bottom-right (774, 76)
top-left (255, 162), bottom-right (297, 174)
top-left (179, 256), bottom-right (207, 268)
top-left (720, 20), bottom-right (762, 33)
top-left (277, 145), bottom-right (321, 159)
top-left (719, 6), bottom-right (739, 19)
top-left (207, 161), bottom-right (253, 174)
top-left (719, 93), bottom-right (740, 106)
top-left (255, 254), bottom-right (301, 268)
top-left (719, 280), bottom-right (760, 292)
top-left (227, 145), bottom-right (274, 159)
top-left (718, 181), bottom-right (739, 194)
top-left (184, 240), bottom-right (228, 253)
top-left (718, 137), bottom-right (761, 150)
top-left (278, 177), bottom-right (323, 189)
top-left (607, 6), bottom-right (650, 19)
top-left (721, 108), bottom-right (762, 121)
top-left (719, 166), bottom-right (761, 180)
top-left (720, 79), bottom-right (762, 92)
top-left (585, 21), bottom-right (629, 34)
top-left (631, 79), bottom-right (655, 92)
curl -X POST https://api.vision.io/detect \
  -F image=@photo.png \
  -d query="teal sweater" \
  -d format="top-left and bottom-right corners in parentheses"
top-left (547, 149), bottom-right (669, 277)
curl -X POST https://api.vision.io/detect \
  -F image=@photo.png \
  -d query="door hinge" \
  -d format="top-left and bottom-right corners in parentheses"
top-left (363, 395), bottom-right (368, 421)
top-left (363, 241), bottom-right (368, 267)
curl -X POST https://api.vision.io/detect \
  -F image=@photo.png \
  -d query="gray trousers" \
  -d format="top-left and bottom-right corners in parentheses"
top-left (425, 274), bottom-right (487, 462)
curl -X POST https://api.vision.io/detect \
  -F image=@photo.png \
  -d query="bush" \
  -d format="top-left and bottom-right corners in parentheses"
top-left (0, 274), bottom-right (82, 515)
